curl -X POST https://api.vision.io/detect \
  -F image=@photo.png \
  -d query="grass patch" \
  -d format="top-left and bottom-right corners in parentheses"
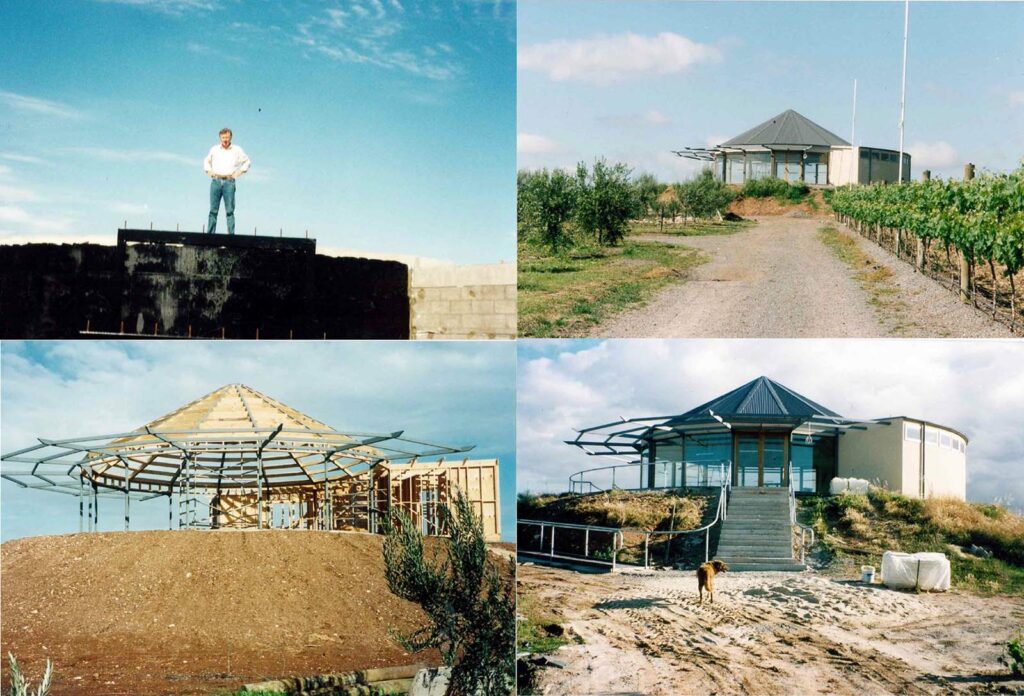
top-left (518, 231), bottom-right (706, 337)
top-left (518, 490), bottom-right (707, 531)
top-left (629, 219), bottom-right (752, 237)
top-left (818, 226), bottom-right (923, 336)
top-left (798, 488), bottom-right (1024, 595)
top-left (741, 177), bottom-right (811, 203)
top-left (516, 590), bottom-right (576, 655)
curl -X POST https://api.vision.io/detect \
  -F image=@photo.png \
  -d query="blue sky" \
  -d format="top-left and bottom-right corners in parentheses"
top-left (0, 0), bottom-right (515, 264)
top-left (518, 339), bottom-right (1024, 514)
top-left (0, 340), bottom-right (517, 541)
top-left (518, 1), bottom-right (1024, 181)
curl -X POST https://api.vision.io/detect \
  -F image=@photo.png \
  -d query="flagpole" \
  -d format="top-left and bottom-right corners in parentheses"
top-left (897, 0), bottom-right (909, 183)
top-left (851, 78), bottom-right (858, 146)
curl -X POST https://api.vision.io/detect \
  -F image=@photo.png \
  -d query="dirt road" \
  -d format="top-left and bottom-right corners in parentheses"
top-left (519, 563), bottom-right (1024, 696)
top-left (591, 217), bottom-right (1013, 338)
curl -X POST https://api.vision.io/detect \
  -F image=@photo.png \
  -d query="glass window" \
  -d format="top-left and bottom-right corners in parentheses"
top-left (790, 442), bottom-right (816, 493)
top-left (860, 150), bottom-right (869, 159)
top-left (940, 432), bottom-right (952, 449)
top-left (727, 156), bottom-right (745, 184)
top-left (872, 151), bottom-right (881, 160)
top-left (748, 152), bottom-right (771, 180)
top-left (925, 427), bottom-right (938, 445)
top-left (905, 422), bottom-right (921, 441)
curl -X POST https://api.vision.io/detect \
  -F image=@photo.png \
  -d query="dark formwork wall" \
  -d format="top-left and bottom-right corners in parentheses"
top-left (0, 234), bottom-right (409, 339)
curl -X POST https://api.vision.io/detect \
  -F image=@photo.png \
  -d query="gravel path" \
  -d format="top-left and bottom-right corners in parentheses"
top-left (591, 216), bottom-right (1014, 338)
top-left (592, 217), bottom-right (885, 338)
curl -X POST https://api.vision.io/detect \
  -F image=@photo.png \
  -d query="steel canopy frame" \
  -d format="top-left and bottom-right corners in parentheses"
top-left (566, 410), bottom-right (883, 462)
top-left (2, 427), bottom-right (473, 495)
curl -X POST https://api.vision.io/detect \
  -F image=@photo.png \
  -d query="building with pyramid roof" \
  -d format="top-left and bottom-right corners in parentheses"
top-left (567, 376), bottom-right (965, 498)
top-left (674, 109), bottom-right (911, 186)
top-left (1, 384), bottom-right (502, 539)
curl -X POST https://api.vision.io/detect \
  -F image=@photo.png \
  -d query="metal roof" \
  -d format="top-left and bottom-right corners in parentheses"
top-left (719, 109), bottom-right (850, 148)
top-left (665, 376), bottom-right (842, 425)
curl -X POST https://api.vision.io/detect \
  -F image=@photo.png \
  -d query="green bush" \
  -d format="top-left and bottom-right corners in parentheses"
top-left (383, 491), bottom-right (514, 695)
top-left (6, 653), bottom-right (53, 696)
top-left (518, 168), bottom-right (577, 252)
top-left (742, 177), bottom-right (810, 202)
top-left (675, 169), bottom-right (736, 220)
top-left (1001, 628), bottom-right (1024, 675)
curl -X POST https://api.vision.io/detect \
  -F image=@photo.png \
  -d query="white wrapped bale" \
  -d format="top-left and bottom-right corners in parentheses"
top-left (880, 550), bottom-right (951, 591)
top-left (829, 477), bottom-right (849, 495)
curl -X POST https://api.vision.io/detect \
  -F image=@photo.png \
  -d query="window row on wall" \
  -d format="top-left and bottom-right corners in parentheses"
top-left (904, 422), bottom-right (966, 453)
top-left (716, 151), bottom-right (829, 186)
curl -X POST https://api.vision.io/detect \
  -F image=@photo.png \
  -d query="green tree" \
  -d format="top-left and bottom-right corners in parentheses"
top-left (518, 168), bottom-right (577, 252)
top-left (633, 172), bottom-right (661, 220)
top-left (575, 158), bottom-right (640, 246)
top-left (676, 169), bottom-right (736, 221)
top-left (383, 491), bottom-right (515, 695)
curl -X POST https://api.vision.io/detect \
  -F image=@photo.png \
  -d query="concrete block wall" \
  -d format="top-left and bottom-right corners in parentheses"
top-left (410, 263), bottom-right (517, 340)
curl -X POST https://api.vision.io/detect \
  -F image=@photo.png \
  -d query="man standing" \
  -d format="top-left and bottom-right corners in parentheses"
top-left (203, 128), bottom-right (251, 235)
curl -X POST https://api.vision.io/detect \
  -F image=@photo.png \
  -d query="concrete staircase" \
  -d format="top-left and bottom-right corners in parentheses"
top-left (715, 487), bottom-right (805, 571)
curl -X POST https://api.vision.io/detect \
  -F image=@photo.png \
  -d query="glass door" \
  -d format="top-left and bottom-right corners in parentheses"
top-left (737, 434), bottom-right (760, 487)
top-left (762, 434), bottom-right (785, 487)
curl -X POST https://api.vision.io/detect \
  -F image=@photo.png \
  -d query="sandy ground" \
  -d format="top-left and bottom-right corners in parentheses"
top-left (520, 563), bottom-right (1024, 696)
top-left (592, 217), bottom-right (1013, 338)
top-left (1, 531), bottom-right (441, 695)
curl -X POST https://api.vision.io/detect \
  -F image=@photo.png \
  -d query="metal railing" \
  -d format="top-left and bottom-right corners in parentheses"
top-left (629, 461), bottom-right (731, 568)
top-left (788, 464), bottom-right (817, 564)
top-left (521, 462), bottom-right (733, 570)
top-left (517, 519), bottom-right (625, 568)
top-left (569, 459), bottom-right (732, 495)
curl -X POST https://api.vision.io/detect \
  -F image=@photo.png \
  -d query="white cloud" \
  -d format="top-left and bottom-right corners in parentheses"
top-left (0, 184), bottom-right (41, 203)
top-left (0, 205), bottom-right (72, 233)
top-left (0, 152), bottom-right (47, 165)
top-left (705, 134), bottom-right (728, 149)
top-left (517, 339), bottom-right (1024, 512)
top-left (517, 133), bottom-right (565, 155)
top-left (295, 3), bottom-right (463, 82)
top-left (0, 90), bottom-right (82, 119)
top-left (907, 141), bottom-right (959, 170)
top-left (93, 0), bottom-right (216, 14)
top-left (644, 109), bottom-right (671, 126)
top-left (518, 32), bottom-right (722, 84)
top-left (109, 201), bottom-right (150, 215)
top-left (1007, 91), bottom-right (1024, 107)
top-left (69, 147), bottom-right (195, 167)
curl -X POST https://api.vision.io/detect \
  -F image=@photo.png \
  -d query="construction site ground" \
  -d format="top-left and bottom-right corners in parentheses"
top-left (518, 562), bottom-right (1024, 695)
top-left (1, 530), bottom-right (443, 696)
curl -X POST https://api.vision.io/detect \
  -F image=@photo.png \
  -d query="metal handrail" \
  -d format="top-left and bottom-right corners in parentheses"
top-left (623, 461), bottom-right (732, 568)
top-left (517, 519), bottom-right (625, 569)
top-left (569, 459), bottom-right (733, 496)
top-left (788, 464), bottom-right (816, 564)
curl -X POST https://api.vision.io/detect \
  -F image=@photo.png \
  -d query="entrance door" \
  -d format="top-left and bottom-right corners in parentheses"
top-left (735, 432), bottom-right (788, 487)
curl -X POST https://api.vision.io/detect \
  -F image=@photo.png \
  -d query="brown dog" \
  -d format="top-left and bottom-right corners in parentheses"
top-left (697, 560), bottom-right (729, 603)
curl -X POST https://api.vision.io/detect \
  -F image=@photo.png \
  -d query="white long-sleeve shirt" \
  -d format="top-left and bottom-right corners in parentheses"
top-left (204, 143), bottom-right (251, 178)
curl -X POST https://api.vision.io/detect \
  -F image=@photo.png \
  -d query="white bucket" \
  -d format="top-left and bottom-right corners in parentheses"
top-left (861, 565), bottom-right (875, 584)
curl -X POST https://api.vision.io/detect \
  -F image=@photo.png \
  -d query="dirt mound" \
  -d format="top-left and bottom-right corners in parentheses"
top-left (728, 189), bottom-right (829, 218)
top-left (1, 530), bottom-right (441, 695)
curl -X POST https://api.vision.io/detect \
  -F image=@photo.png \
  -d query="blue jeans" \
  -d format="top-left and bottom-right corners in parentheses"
top-left (208, 178), bottom-right (236, 234)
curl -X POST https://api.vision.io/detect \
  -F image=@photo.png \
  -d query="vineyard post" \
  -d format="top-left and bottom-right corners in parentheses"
top-left (960, 163), bottom-right (975, 302)
top-left (912, 172), bottom-right (930, 269)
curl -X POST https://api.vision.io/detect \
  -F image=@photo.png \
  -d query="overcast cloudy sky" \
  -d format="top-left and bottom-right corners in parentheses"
top-left (517, 339), bottom-right (1024, 513)
top-left (0, 340), bottom-right (516, 542)
top-left (0, 0), bottom-right (515, 264)
top-left (519, 1), bottom-right (1024, 181)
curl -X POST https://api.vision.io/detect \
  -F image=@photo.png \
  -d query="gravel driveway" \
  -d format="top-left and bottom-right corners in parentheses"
top-left (591, 216), bottom-right (1014, 338)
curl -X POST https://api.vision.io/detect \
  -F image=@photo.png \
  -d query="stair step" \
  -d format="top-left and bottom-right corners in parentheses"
top-left (718, 547), bottom-right (793, 555)
top-left (716, 554), bottom-right (800, 563)
top-left (717, 562), bottom-right (807, 572)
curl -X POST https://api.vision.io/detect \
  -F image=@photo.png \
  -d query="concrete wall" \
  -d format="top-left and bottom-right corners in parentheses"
top-left (838, 418), bottom-right (966, 500)
top-left (902, 419), bottom-right (967, 500)
top-left (837, 421), bottom-right (904, 491)
top-left (0, 232), bottom-right (409, 339)
top-left (410, 263), bottom-right (517, 340)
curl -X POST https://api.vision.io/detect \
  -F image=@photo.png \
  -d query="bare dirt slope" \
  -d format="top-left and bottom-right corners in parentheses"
top-left (1, 530), bottom-right (440, 695)
top-left (592, 217), bottom-right (1013, 338)
top-left (520, 563), bottom-right (1024, 696)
